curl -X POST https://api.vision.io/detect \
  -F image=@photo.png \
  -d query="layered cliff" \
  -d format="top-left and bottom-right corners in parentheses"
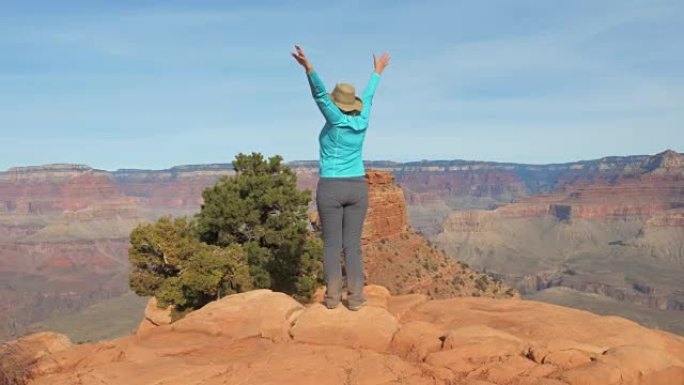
top-left (433, 151), bottom-right (684, 334)
top-left (395, 150), bottom-right (682, 212)
top-left (0, 164), bottom-right (234, 341)
top-left (1, 150), bottom-right (682, 342)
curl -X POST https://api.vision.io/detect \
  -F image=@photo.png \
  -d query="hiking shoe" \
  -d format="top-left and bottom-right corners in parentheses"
top-left (325, 301), bottom-right (340, 310)
top-left (347, 300), bottom-right (366, 311)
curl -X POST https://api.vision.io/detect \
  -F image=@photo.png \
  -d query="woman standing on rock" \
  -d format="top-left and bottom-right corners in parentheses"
top-left (291, 45), bottom-right (390, 311)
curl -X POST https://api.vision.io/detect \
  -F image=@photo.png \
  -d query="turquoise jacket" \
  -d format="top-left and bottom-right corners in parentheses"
top-left (307, 71), bottom-right (381, 178)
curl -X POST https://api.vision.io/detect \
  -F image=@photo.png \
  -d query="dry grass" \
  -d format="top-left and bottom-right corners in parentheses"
top-left (0, 343), bottom-right (34, 385)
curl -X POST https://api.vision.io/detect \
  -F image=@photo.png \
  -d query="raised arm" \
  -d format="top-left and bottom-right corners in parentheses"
top-left (360, 52), bottom-right (390, 118)
top-left (291, 45), bottom-right (345, 125)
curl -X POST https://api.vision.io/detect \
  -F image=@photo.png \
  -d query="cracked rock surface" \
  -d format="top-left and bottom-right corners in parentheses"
top-left (3, 285), bottom-right (684, 385)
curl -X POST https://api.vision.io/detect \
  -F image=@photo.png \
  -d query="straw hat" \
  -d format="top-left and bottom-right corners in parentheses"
top-left (330, 83), bottom-right (363, 113)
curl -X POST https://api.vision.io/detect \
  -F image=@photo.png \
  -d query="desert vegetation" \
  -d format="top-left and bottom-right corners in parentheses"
top-left (128, 153), bottom-right (323, 315)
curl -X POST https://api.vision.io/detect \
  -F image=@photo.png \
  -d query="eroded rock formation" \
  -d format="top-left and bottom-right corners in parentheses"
top-left (2, 150), bottom-right (682, 341)
top-left (311, 170), bottom-right (514, 299)
top-left (433, 151), bottom-right (684, 334)
top-left (4, 286), bottom-right (684, 385)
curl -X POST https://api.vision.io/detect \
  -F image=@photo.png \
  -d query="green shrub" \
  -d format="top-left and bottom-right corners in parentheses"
top-left (195, 153), bottom-right (323, 301)
top-left (128, 216), bottom-right (251, 311)
top-left (128, 152), bottom-right (324, 311)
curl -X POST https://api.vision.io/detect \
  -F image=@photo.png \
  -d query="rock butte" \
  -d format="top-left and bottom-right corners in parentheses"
top-left (315, 170), bottom-right (514, 300)
top-left (2, 285), bottom-right (684, 385)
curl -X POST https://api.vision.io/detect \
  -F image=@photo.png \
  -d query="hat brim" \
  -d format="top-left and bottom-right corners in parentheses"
top-left (331, 95), bottom-right (363, 113)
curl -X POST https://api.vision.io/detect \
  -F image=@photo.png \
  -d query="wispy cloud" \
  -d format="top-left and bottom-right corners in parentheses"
top-left (0, 0), bottom-right (682, 170)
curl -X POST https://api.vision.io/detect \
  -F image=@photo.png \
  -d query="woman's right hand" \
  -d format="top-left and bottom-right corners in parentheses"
top-left (373, 52), bottom-right (391, 75)
top-left (291, 45), bottom-right (314, 74)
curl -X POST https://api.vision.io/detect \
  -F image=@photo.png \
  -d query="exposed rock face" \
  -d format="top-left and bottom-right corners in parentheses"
top-left (433, 151), bottom-right (684, 335)
top-left (646, 209), bottom-right (684, 227)
top-left (2, 150), bottom-right (682, 341)
top-left (398, 168), bottom-right (529, 209)
top-left (141, 297), bottom-right (173, 327)
top-left (490, 175), bottom-right (684, 221)
top-left (112, 165), bottom-right (235, 210)
top-left (641, 149), bottom-right (684, 173)
top-left (0, 332), bottom-right (71, 385)
top-left (362, 170), bottom-right (409, 243)
top-left (310, 170), bottom-right (514, 299)
top-left (0, 164), bottom-right (234, 342)
top-left (6, 287), bottom-right (684, 385)
top-left (296, 150), bottom-right (684, 219)
top-left (0, 164), bottom-right (234, 218)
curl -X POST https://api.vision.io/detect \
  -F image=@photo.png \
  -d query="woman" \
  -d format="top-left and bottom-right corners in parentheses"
top-left (291, 45), bottom-right (390, 310)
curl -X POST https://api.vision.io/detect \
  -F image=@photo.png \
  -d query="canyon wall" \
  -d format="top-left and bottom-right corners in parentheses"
top-left (0, 164), bottom-right (233, 341)
top-left (1, 150), bottom-right (682, 341)
top-left (432, 150), bottom-right (684, 334)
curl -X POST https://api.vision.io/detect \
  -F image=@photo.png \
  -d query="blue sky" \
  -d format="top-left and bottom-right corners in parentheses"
top-left (1, 0), bottom-right (682, 170)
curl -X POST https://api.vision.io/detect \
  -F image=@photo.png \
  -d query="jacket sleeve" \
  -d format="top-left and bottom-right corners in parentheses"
top-left (360, 72), bottom-right (381, 120)
top-left (307, 71), bottom-right (346, 125)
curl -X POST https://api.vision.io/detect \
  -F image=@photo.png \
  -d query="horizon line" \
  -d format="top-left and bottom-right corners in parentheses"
top-left (1, 149), bottom-right (679, 174)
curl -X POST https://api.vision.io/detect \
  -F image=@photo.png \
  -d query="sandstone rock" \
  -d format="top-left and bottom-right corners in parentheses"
top-left (362, 170), bottom-right (408, 243)
top-left (403, 296), bottom-right (682, 358)
top-left (558, 361), bottom-right (622, 385)
top-left (37, 340), bottom-right (421, 385)
top-left (135, 318), bottom-right (157, 337)
top-left (290, 303), bottom-right (399, 352)
top-left (524, 364), bottom-right (559, 379)
top-left (169, 289), bottom-right (303, 341)
top-left (10, 288), bottom-right (684, 385)
top-left (527, 345), bottom-right (550, 364)
top-left (517, 379), bottom-right (568, 385)
top-left (442, 325), bottom-right (528, 352)
top-left (388, 293), bottom-right (429, 319)
top-left (545, 338), bottom-right (605, 355)
top-left (390, 321), bottom-right (444, 361)
top-left (346, 351), bottom-right (424, 385)
top-left (417, 363), bottom-right (455, 383)
top-left (542, 349), bottom-right (592, 369)
top-left (638, 366), bottom-right (684, 385)
top-left (41, 340), bottom-right (132, 375)
top-left (365, 169), bottom-right (395, 185)
top-left (426, 337), bottom-right (527, 374)
top-left (597, 345), bottom-right (683, 381)
top-left (363, 284), bottom-right (391, 309)
top-left (0, 332), bottom-right (71, 385)
top-left (425, 326), bottom-right (530, 375)
top-left (143, 296), bottom-right (173, 326)
top-left (477, 355), bottom-right (538, 383)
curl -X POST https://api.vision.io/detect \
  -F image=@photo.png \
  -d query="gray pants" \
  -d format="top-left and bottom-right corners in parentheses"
top-left (316, 177), bottom-right (369, 308)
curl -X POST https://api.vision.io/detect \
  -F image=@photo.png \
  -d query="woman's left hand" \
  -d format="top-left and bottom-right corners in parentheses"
top-left (291, 45), bottom-right (314, 73)
top-left (373, 52), bottom-right (391, 75)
